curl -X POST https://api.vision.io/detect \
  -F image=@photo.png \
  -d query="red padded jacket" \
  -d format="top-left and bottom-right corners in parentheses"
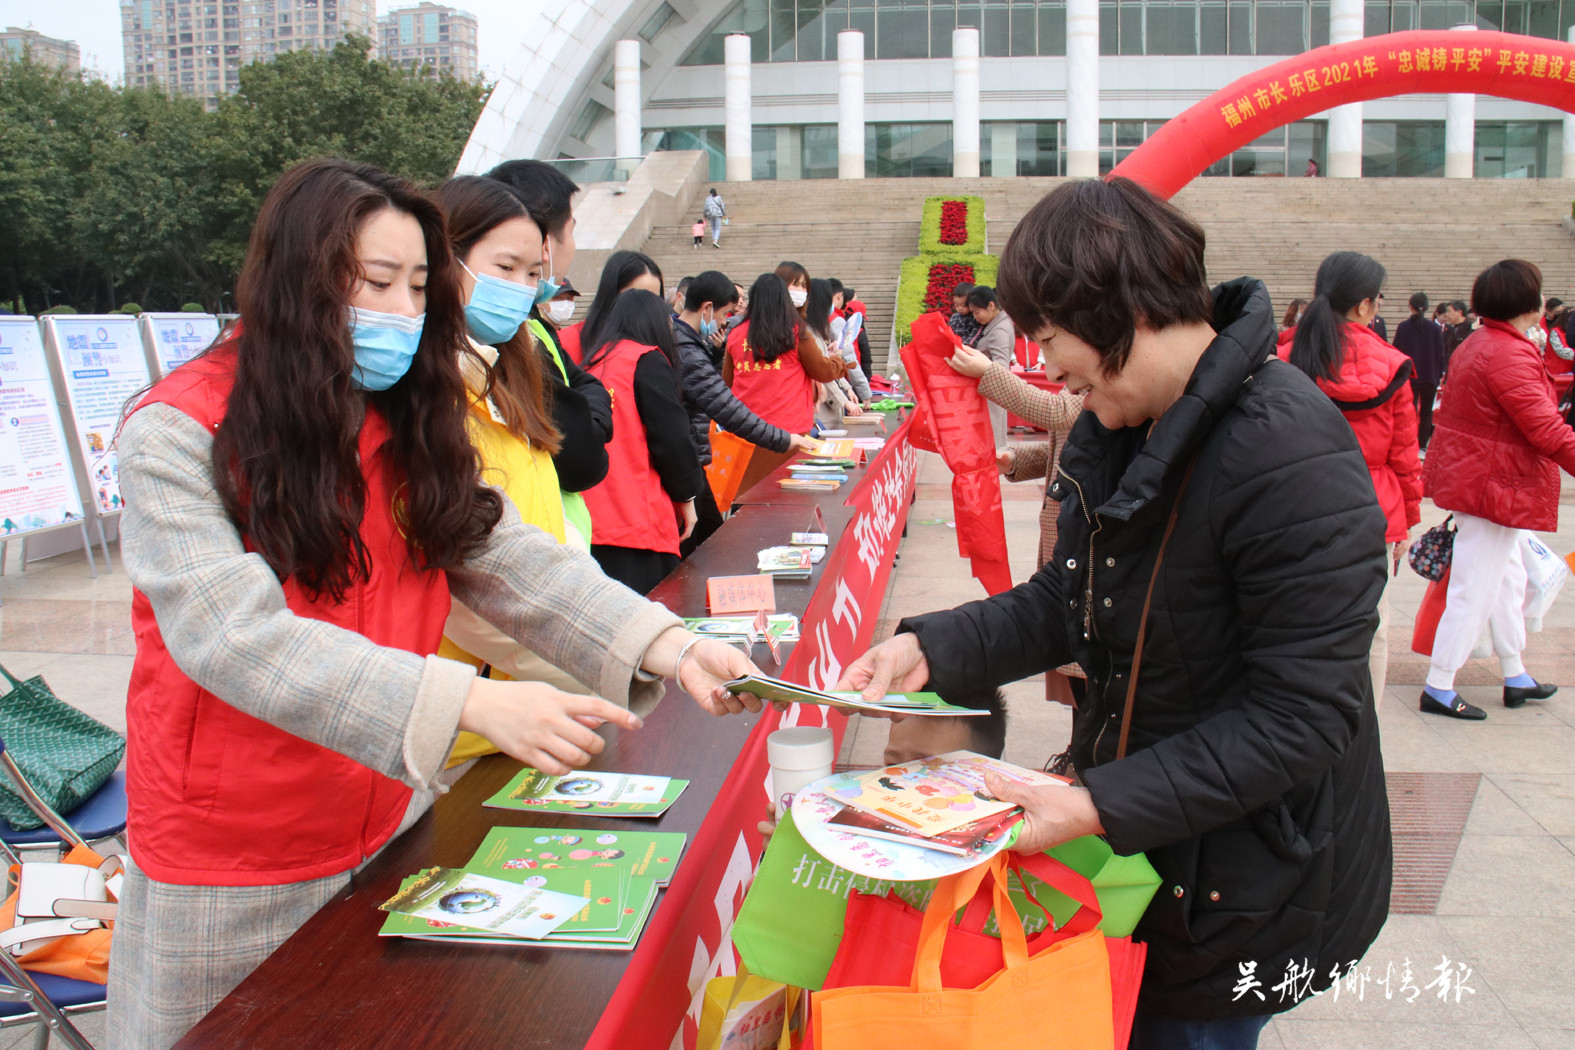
top-left (1423, 319), bottom-right (1575, 532)
top-left (1278, 322), bottom-right (1422, 542)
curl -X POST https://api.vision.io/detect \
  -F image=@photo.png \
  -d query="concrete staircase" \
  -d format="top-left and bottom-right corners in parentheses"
top-left (636, 176), bottom-right (1575, 370)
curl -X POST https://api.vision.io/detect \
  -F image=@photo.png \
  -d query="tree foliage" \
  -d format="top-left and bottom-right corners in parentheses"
top-left (0, 37), bottom-right (488, 313)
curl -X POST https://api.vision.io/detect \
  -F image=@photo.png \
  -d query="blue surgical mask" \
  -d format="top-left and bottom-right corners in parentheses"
top-left (698, 307), bottom-right (717, 340)
top-left (461, 261), bottom-right (537, 344)
top-left (534, 274), bottom-right (562, 306)
top-left (347, 306), bottom-right (424, 391)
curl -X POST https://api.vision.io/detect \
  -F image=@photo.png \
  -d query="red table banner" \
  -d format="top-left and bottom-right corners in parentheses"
top-left (585, 420), bottom-right (918, 1050)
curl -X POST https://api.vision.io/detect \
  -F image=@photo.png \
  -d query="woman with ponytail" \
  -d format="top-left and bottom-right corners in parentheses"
top-left (1280, 250), bottom-right (1422, 704)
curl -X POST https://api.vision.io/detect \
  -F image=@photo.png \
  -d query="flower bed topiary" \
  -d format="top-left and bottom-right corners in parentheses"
top-left (918, 195), bottom-right (986, 255)
top-left (894, 253), bottom-right (998, 349)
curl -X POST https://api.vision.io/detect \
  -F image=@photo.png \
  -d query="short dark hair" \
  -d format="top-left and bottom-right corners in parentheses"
top-left (1548, 297), bottom-right (1564, 311)
top-left (1433, 303), bottom-right (1448, 317)
top-left (485, 160), bottom-right (578, 238)
top-left (583, 289), bottom-right (679, 371)
top-left (685, 270), bottom-right (739, 312)
top-left (933, 688), bottom-right (1009, 759)
top-left (997, 178), bottom-right (1213, 375)
top-left (675, 276), bottom-right (694, 300)
top-left (826, 277), bottom-right (844, 296)
top-left (1451, 299), bottom-right (1469, 316)
top-left (952, 282), bottom-right (975, 299)
top-left (843, 286), bottom-right (856, 300)
top-left (1471, 259), bottom-right (1542, 322)
top-left (965, 286), bottom-right (998, 310)
top-left (1409, 291), bottom-right (1429, 313)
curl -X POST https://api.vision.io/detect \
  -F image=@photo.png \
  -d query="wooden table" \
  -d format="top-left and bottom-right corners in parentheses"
top-left (174, 449), bottom-right (885, 1050)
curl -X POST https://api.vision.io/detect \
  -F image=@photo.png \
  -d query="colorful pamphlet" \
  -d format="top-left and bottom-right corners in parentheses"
top-left (379, 868), bottom-right (587, 939)
top-left (809, 438), bottom-right (856, 459)
top-left (683, 614), bottom-right (801, 644)
top-left (834, 752), bottom-right (1069, 838)
top-left (722, 674), bottom-right (990, 717)
top-left (757, 547), bottom-right (814, 579)
top-left (484, 768), bottom-right (689, 817)
top-left (790, 532), bottom-right (829, 546)
top-left (826, 804), bottom-right (1022, 857)
top-left (470, 826), bottom-right (689, 887)
top-left (778, 478), bottom-right (844, 491)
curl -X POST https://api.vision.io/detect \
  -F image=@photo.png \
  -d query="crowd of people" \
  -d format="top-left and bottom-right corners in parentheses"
top-left (104, 153), bottom-right (1575, 1050)
top-left (107, 158), bottom-right (889, 1050)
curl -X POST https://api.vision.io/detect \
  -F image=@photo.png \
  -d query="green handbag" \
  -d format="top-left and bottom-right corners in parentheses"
top-left (731, 814), bottom-right (1161, 991)
top-left (0, 664), bottom-right (125, 830)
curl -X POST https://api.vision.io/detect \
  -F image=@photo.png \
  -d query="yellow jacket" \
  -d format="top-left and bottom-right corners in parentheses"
top-left (442, 339), bottom-right (587, 767)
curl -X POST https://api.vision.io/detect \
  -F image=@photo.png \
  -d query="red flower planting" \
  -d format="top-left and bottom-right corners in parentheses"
top-left (923, 262), bottom-right (975, 313)
top-left (938, 200), bottom-right (969, 245)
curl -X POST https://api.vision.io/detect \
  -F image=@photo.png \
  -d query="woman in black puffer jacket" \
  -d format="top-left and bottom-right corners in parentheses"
top-left (840, 179), bottom-right (1392, 1049)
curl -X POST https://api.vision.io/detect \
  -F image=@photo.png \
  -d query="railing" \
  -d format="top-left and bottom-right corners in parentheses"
top-left (538, 155), bottom-right (644, 185)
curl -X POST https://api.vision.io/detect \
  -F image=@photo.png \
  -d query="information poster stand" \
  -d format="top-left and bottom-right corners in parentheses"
top-left (0, 317), bottom-right (100, 576)
top-left (139, 313), bottom-right (221, 378)
top-left (38, 315), bottom-right (155, 573)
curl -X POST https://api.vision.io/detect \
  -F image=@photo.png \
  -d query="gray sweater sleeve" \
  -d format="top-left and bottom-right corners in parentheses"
top-left (119, 404), bottom-right (471, 793)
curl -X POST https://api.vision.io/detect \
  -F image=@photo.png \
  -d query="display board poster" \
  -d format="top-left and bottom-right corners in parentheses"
top-left (141, 312), bottom-right (220, 376)
top-left (0, 318), bottom-right (87, 537)
top-left (44, 315), bottom-right (151, 516)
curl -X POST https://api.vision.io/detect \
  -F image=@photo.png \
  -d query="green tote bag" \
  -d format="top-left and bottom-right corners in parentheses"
top-left (0, 664), bottom-right (125, 830)
top-left (731, 814), bottom-right (1161, 991)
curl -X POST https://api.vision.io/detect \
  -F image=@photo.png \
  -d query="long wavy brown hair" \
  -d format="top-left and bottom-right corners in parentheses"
top-left (214, 158), bottom-right (502, 601)
top-left (434, 176), bottom-right (561, 453)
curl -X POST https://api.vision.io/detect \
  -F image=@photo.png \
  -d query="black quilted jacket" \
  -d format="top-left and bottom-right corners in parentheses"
top-left (903, 278), bottom-right (1392, 1021)
top-left (673, 317), bottom-right (792, 466)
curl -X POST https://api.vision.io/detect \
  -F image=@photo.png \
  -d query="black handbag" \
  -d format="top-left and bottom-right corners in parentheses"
top-left (1407, 515), bottom-right (1456, 582)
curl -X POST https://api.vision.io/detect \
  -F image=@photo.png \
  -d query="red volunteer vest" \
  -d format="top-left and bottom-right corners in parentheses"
top-left (558, 321), bottom-right (583, 363)
top-left (725, 321), bottom-right (816, 433)
top-left (580, 340), bottom-right (681, 555)
top-left (1542, 318), bottom-right (1572, 377)
top-left (125, 350), bottom-right (452, 885)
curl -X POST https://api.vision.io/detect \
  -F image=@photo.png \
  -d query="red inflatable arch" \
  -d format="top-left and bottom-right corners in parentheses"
top-left (1110, 30), bottom-right (1575, 198)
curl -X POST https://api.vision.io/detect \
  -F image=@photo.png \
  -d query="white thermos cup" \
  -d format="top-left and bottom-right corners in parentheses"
top-left (767, 726), bottom-right (835, 819)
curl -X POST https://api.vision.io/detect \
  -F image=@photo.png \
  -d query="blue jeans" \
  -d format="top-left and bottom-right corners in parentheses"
top-left (709, 216), bottom-right (723, 243)
top-left (1129, 1010), bottom-right (1272, 1050)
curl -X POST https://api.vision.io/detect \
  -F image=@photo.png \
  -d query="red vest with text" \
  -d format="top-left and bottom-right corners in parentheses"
top-left (580, 339), bottom-right (681, 554)
top-left (124, 350), bottom-right (452, 885)
top-left (558, 321), bottom-right (583, 363)
top-left (726, 320), bottom-right (816, 433)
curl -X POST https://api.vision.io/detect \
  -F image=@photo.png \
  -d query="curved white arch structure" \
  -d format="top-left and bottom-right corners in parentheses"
top-left (456, 0), bottom-right (732, 173)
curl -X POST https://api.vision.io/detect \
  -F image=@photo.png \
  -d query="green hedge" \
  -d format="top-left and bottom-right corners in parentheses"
top-left (918, 195), bottom-right (987, 255)
top-left (894, 252), bottom-right (999, 348)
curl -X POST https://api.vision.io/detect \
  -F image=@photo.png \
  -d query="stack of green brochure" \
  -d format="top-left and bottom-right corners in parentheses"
top-left (484, 769), bottom-right (689, 817)
top-left (379, 826), bottom-right (688, 950)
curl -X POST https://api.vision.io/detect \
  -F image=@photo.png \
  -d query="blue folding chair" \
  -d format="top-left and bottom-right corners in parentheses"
top-left (0, 741), bottom-right (109, 1049)
top-left (0, 773), bottom-right (126, 851)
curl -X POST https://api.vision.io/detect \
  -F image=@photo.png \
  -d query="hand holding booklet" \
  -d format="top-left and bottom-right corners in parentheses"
top-left (723, 673), bottom-right (990, 716)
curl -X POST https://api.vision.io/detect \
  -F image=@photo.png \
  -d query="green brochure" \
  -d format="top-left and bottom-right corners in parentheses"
top-left (724, 674), bottom-right (990, 717)
top-left (483, 768), bottom-right (689, 817)
top-left (471, 826), bottom-right (689, 887)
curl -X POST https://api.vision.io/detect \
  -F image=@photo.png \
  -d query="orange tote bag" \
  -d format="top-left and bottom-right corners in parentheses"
top-left (812, 853), bottom-right (1115, 1050)
top-left (705, 423), bottom-right (755, 512)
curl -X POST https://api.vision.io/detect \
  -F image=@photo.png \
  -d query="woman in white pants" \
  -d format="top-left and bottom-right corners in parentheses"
top-left (1419, 259), bottom-right (1575, 719)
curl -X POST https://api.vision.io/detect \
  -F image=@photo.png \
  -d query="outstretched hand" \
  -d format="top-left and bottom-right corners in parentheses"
top-left (833, 632), bottom-right (930, 704)
top-left (459, 677), bottom-right (642, 777)
top-left (984, 773), bottom-right (1104, 855)
top-left (677, 638), bottom-right (766, 716)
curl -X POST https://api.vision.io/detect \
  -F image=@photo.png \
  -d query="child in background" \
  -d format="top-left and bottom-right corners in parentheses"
top-left (882, 689), bottom-right (1008, 764)
top-left (692, 217), bottom-right (706, 249)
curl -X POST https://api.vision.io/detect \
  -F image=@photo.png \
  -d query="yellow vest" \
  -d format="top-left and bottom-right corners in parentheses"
top-left (443, 339), bottom-right (567, 766)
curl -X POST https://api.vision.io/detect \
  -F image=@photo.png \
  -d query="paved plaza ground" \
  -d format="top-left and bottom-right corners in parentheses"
top-left (3, 433), bottom-right (1575, 1048)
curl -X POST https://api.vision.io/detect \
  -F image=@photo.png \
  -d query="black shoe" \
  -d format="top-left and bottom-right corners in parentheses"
top-left (1504, 680), bottom-right (1557, 708)
top-left (1420, 691), bottom-right (1487, 720)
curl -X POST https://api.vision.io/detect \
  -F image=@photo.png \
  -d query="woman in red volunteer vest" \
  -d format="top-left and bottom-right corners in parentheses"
top-left (109, 159), bottom-right (762, 1050)
top-left (724, 271), bottom-right (847, 435)
top-left (579, 288), bottom-right (707, 593)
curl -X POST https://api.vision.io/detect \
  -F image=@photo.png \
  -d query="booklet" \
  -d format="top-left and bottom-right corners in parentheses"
top-left (790, 532), bottom-right (829, 546)
top-left (779, 478), bottom-right (844, 491)
top-left (379, 868), bottom-right (587, 939)
top-left (826, 804), bottom-right (1022, 857)
top-left (837, 752), bottom-right (1070, 838)
top-left (469, 826), bottom-right (689, 887)
top-left (484, 768), bottom-right (689, 817)
top-left (684, 614), bottom-right (801, 643)
top-left (723, 674), bottom-right (990, 717)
